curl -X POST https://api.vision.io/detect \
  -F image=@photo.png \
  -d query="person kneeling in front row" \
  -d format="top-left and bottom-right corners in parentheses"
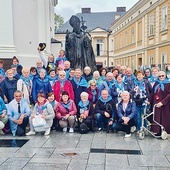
top-left (26, 92), bottom-right (54, 136)
top-left (7, 90), bottom-right (30, 136)
top-left (109, 91), bottom-right (137, 138)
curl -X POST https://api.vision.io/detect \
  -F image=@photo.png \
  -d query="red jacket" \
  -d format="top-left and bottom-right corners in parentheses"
top-left (55, 100), bottom-right (77, 119)
top-left (53, 80), bottom-right (74, 102)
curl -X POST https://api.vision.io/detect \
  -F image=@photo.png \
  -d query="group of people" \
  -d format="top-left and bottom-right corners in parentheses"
top-left (0, 49), bottom-right (170, 138)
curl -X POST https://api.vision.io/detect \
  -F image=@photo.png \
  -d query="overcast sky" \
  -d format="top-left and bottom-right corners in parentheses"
top-left (55, 0), bottom-right (139, 22)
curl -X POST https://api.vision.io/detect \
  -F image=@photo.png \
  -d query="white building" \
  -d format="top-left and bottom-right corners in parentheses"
top-left (0, 0), bottom-right (58, 68)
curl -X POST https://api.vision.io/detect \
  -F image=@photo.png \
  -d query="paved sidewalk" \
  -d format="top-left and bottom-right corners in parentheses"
top-left (0, 131), bottom-right (170, 170)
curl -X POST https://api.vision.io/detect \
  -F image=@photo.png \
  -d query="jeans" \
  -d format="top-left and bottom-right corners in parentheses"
top-left (95, 113), bottom-right (110, 129)
top-left (135, 105), bottom-right (145, 130)
top-left (16, 116), bottom-right (29, 136)
top-left (113, 119), bottom-right (135, 134)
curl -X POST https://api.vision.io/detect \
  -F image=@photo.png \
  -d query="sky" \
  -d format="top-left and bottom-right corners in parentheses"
top-left (55, 0), bottom-right (139, 22)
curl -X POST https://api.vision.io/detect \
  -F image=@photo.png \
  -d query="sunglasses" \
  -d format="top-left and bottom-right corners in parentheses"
top-left (159, 75), bottom-right (165, 78)
top-left (59, 75), bottom-right (65, 76)
top-left (91, 85), bottom-right (96, 87)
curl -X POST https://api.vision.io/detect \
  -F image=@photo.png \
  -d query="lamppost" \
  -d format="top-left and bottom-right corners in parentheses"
top-left (107, 30), bottom-right (112, 67)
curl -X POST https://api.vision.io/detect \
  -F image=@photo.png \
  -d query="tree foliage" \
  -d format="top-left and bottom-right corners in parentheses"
top-left (54, 13), bottom-right (64, 31)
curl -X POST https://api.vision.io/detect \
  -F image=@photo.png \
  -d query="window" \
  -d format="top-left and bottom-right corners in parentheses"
top-left (96, 39), bottom-right (104, 56)
top-left (125, 31), bottom-right (128, 46)
top-left (119, 35), bottom-right (122, 48)
top-left (149, 15), bottom-right (154, 35)
top-left (162, 6), bottom-right (168, 30)
top-left (149, 56), bottom-right (153, 67)
top-left (131, 27), bottom-right (135, 43)
top-left (161, 53), bottom-right (167, 70)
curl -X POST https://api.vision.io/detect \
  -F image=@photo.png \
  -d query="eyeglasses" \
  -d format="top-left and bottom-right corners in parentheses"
top-left (158, 75), bottom-right (165, 78)
top-left (91, 85), bottom-right (96, 87)
top-left (59, 75), bottom-right (65, 76)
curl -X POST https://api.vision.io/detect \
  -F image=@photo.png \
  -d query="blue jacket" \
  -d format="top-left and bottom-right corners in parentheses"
top-left (32, 76), bottom-right (52, 102)
top-left (0, 97), bottom-right (7, 115)
top-left (1, 77), bottom-right (17, 102)
top-left (71, 77), bottom-right (87, 105)
top-left (111, 82), bottom-right (130, 103)
top-left (7, 98), bottom-right (30, 136)
top-left (117, 100), bottom-right (137, 121)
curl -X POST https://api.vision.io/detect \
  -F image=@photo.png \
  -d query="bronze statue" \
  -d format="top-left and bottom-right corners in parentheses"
top-left (65, 15), bottom-right (97, 72)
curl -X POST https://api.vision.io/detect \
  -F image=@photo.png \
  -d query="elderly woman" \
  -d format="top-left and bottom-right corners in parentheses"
top-left (99, 67), bottom-right (107, 81)
top-left (1, 69), bottom-right (17, 103)
top-left (87, 80), bottom-right (99, 106)
top-left (26, 92), bottom-right (55, 136)
top-left (131, 71), bottom-right (152, 131)
top-left (149, 71), bottom-right (170, 135)
top-left (32, 68), bottom-right (52, 103)
top-left (53, 70), bottom-right (74, 102)
top-left (78, 92), bottom-right (94, 132)
top-left (82, 66), bottom-right (93, 82)
top-left (111, 74), bottom-right (130, 103)
top-left (91, 71), bottom-right (103, 88)
top-left (17, 68), bottom-right (33, 105)
top-left (56, 91), bottom-right (77, 133)
top-left (109, 91), bottom-right (137, 137)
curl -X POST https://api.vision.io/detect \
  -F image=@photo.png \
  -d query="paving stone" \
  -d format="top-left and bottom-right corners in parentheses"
top-left (128, 155), bottom-right (170, 167)
top-left (67, 159), bottom-right (87, 170)
top-left (86, 164), bottom-right (105, 170)
top-left (106, 154), bottom-right (129, 166)
top-left (22, 162), bottom-right (68, 170)
top-left (105, 165), bottom-right (149, 170)
top-left (88, 153), bottom-right (105, 165)
top-left (1, 157), bottom-right (30, 169)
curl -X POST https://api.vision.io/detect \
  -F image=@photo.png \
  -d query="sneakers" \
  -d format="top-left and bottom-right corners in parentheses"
top-left (44, 128), bottom-right (51, 136)
top-left (26, 131), bottom-right (36, 136)
top-left (130, 126), bottom-right (136, 133)
top-left (69, 128), bottom-right (74, 133)
top-left (63, 127), bottom-right (67, 132)
top-left (125, 133), bottom-right (131, 138)
top-left (0, 129), bottom-right (5, 135)
top-left (98, 127), bottom-right (102, 131)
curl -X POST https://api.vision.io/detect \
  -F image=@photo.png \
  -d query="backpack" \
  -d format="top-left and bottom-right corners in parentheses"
top-left (79, 123), bottom-right (89, 134)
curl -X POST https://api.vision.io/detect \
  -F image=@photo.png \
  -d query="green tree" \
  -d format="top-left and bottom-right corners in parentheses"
top-left (54, 13), bottom-right (64, 31)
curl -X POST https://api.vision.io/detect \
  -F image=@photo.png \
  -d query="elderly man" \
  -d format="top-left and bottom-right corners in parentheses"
top-left (99, 72), bottom-right (115, 95)
top-left (71, 68), bottom-right (88, 105)
top-left (7, 90), bottom-right (30, 136)
top-left (95, 89), bottom-right (117, 131)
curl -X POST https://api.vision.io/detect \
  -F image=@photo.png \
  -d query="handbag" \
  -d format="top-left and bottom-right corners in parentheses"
top-left (133, 98), bottom-right (145, 106)
top-left (32, 114), bottom-right (46, 127)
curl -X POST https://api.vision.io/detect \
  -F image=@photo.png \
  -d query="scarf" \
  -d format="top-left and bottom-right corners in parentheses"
top-left (99, 95), bottom-right (112, 105)
top-left (47, 75), bottom-right (57, 84)
top-left (20, 75), bottom-right (32, 87)
top-left (106, 79), bottom-right (115, 89)
top-left (73, 76), bottom-right (88, 88)
top-left (50, 100), bottom-right (56, 108)
top-left (134, 79), bottom-right (145, 91)
top-left (115, 81), bottom-right (124, 91)
top-left (92, 89), bottom-right (97, 102)
top-left (61, 100), bottom-right (71, 111)
top-left (58, 78), bottom-right (67, 88)
top-left (124, 74), bottom-right (136, 84)
top-left (0, 68), bottom-right (5, 76)
top-left (78, 100), bottom-right (89, 110)
top-left (36, 100), bottom-right (48, 114)
top-left (55, 56), bottom-right (67, 62)
top-left (154, 78), bottom-right (170, 93)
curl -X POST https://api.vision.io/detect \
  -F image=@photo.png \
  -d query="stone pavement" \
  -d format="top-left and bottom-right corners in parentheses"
top-left (0, 130), bottom-right (170, 170)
